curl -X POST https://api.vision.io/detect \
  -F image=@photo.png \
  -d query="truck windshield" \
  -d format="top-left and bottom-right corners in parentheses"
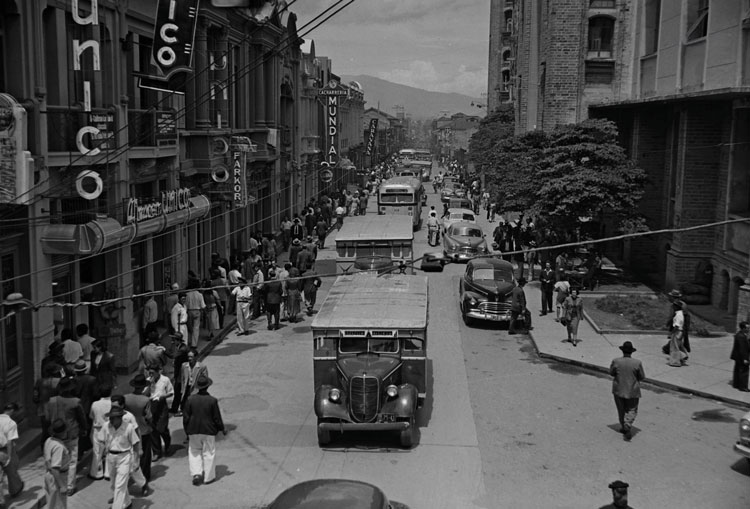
top-left (340, 337), bottom-right (399, 353)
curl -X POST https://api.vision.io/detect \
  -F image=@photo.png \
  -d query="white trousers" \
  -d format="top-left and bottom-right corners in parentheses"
top-left (188, 434), bottom-right (216, 483)
top-left (106, 451), bottom-right (144, 509)
top-left (90, 434), bottom-right (109, 479)
top-left (63, 439), bottom-right (77, 491)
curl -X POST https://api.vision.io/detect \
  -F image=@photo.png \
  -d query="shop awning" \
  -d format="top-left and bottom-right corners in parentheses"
top-left (41, 195), bottom-right (212, 255)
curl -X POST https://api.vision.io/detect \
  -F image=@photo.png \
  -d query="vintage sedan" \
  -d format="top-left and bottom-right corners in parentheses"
top-left (459, 258), bottom-right (516, 325)
top-left (268, 479), bottom-right (410, 509)
top-left (734, 410), bottom-right (750, 466)
top-left (443, 222), bottom-right (489, 261)
top-left (442, 208), bottom-right (476, 232)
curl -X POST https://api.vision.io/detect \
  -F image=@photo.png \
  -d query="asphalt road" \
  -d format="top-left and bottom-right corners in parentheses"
top-left (69, 178), bottom-right (750, 509)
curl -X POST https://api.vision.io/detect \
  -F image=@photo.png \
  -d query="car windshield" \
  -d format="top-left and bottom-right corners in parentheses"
top-left (380, 193), bottom-right (413, 203)
top-left (449, 213), bottom-right (474, 221)
top-left (472, 267), bottom-right (514, 281)
top-left (339, 338), bottom-right (399, 354)
top-left (450, 226), bottom-right (482, 237)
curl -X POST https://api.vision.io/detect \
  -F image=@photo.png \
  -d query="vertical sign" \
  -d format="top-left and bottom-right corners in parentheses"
top-left (365, 118), bottom-right (378, 156)
top-left (232, 150), bottom-right (247, 207)
top-left (138, 0), bottom-right (201, 94)
top-left (319, 80), bottom-right (348, 166)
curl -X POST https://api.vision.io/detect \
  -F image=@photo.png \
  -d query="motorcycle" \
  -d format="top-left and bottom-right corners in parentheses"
top-left (428, 225), bottom-right (439, 246)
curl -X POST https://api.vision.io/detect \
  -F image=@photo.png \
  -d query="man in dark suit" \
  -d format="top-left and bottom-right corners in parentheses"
top-left (610, 341), bottom-right (645, 441)
top-left (730, 321), bottom-right (750, 392)
top-left (183, 374), bottom-right (226, 486)
top-left (540, 262), bottom-right (555, 316)
top-left (263, 269), bottom-right (283, 330)
top-left (508, 278), bottom-right (528, 335)
top-left (123, 374), bottom-right (154, 481)
top-left (89, 340), bottom-right (116, 390)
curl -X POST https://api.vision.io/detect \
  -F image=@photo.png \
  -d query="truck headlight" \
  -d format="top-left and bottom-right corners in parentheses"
top-left (386, 385), bottom-right (398, 398)
top-left (328, 388), bottom-right (341, 402)
top-left (741, 418), bottom-right (750, 438)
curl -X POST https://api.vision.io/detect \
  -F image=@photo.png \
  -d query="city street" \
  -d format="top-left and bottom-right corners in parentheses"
top-left (61, 184), bottom-right (750, 509)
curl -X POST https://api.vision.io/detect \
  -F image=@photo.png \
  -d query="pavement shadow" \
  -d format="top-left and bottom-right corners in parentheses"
top-left (730, 457), bottom-right (750, 476)
top-left (10, 485), bottom-right (42, 506)
top-left (209, 342), bottom-right (268, 357)
top-left (213, 464), bottom-right (234, 482)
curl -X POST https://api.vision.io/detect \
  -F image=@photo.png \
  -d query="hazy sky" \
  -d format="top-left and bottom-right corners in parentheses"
top-left (291, 0), bottom-right (490, 97)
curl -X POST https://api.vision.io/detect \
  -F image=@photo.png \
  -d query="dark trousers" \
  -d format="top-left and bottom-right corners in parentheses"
top-left (251, 293), bottom-right (262, 318)
top-left (266, 303), bottom-right (280, 327)
top-left (614, 395), bottom-right (639, 431)
top-left (151, 426), bottom-right (171, 457)
top-left (218, 301), bottom-right (226, 328)
top-left (170, 382), bottom-right (183, 413)
top-left (541, 287), bottom-right (553, 314)
top-left (151, 398), bottom-right (171, 456)
top-left (733, 361), bottom-right (750, 390)
top-left (140, 433), bottom-right (152, 481)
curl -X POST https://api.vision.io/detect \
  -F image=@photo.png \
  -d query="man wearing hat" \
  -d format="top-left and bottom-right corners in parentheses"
top-left (598, 480), bottom-right (633, 509)
top-left (250, 262), bottom-right (265, 320)
top-left (288, 237), bottom-right (303, 268)
top-left (124, 374), bottom-right (154, 480)
top-left (72, 359), bottom-right (97, 458)
top-left (43, 419), bottom-right (71, 509)
top-left (263, 269), bottom-right (283, 330)
top-left (232, 278), bottom-right (253, 335)
top-left (290, 215), bottom-right (304, 242)
top-left (146, 364), bottom-right (173, 460)
top-left (508, 278), bottom-right (529, 335)
top-left (662, 289), bottom-right (691, 355)
top-left (183, 374), bottom-right (226, 486)
top-left (296, 241), bottom-right (313, 275)
top-left (43, 376), bottom-right (87, 495)
top-left (609, 341), bottom-right (645, 441)
top-left (103, 405), bottom-right (143, 509)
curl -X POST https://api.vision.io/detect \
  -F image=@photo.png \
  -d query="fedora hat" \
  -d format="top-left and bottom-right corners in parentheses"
top-left (105, 406), bottom-right (125, 418)
top-left (195, 374), bottom-right (213, 390)
top-left (49, 418), bottom-right (67, 437)
top-left (73, 359), bottom-right (87, 373)
top-left (292, 238), bottom-right (301, 246)
top-left (619, 341), bottom-right (636, 354)
top-left (129, 373), bottom-right (149, 389)
top-left (668, 289), bottom-right (682, 298)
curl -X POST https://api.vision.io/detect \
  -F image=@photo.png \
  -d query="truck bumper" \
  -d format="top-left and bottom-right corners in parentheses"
top-left (319, 421), bottom-right (411, 432)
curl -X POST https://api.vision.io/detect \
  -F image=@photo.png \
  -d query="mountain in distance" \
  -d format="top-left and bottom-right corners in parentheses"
top-left (341, 74), bottom-right (485, 120)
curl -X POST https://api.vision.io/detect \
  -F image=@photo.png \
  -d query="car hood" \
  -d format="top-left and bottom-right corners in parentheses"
top-left (338, 355), bottom-right (400, 380)
top-left (446, 235), bottom-right (485, 247)
top-left (467, 279), bottom-right (515, 296)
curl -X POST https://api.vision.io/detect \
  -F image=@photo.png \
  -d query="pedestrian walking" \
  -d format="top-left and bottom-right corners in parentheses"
top-left (72, 360), bottom-right (96, 458)
top-left (109, 395), bottom-right (149, 496)
top-left (171, 293), bottom-right (189, 342)
top-left (227, 265), bottom-right (241, 315)
top-left (43, 419), bottom-right (71, 509)
top-left (335, 203), bottom-right (346, 228)
top-left (539, 261), bottom-right (555, 316)
top-left (609, 341), bottom-right (645, 442)
top-left (553, 278), bottom-right (571, 322)
top-left (666, 302), bottom-right (689, 367)
top-left (290, 216), bottom-right (304, 242)
top-left (303, 268), bottom-right (322, 316)
top-left (562, 288), bottom-right (583, 346)
top-left (264, 269), bottom-right (283, 330)
top-left (169, 333), bottom-right (189, 415)
top-left (203, 288), bottom-right (221, 340)
top-left (43, 376), bottom-right (87, 495)
top-left (209, 269), bottom-right (228, 328)
top-left (0, 403), bottom-right (23, 504)
top-left (280, 216), bottom-right (292, 251)
top-left (662, 289), bottom-right (692, 355)
top-left (277, 263), bottom-right (291, 321)
top-left (141, 292), bottom-right (159, 347)
top-left (284, 267), bottom-right (302, 323)
top-left (164, 283), bottom-right (180, 332)
top-left (296, 243), bottom-right (313, 275)
top-left (88, 383), bottom-right (113, 480)
top-left (180, 349), bottom-right (208, 409)
top-left (123, 374), bottom-right (154, 481)
top-left (250, 263), bottom-right (265, 319)
top-left (185, 286), bottom-right (206, 349)
top-left (232, 278), bottom-right (253, 335)
top-left (508, 278), bottom-right (529, 335)
top-left (33, 363), bottom-right (62, 453)
top-left (90, 339), bottom-right (116, 390)
top-left (598, 480), bottom-right (633, 509)
top-left (103, 406), bottom-right (146, 509)
top-left (288, 238), bottom-right (303, 268)
top-left (730, 321), bottom-right (750, 392)
top-left (75, 323), bottom-right (95, 373)
top-left (183, 374), bottom-right (226, 486)
top-left (138, 331), bottom-right (166, 374)
top-left (60, 329), bottom-right (83, 374)
top-left (146, 365), bottom-right (173, 459)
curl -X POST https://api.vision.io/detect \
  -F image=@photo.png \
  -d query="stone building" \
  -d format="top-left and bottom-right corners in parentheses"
top-left (0, 0), bottom-right (324, 427)
top-left (487, 0), bottom-right (518, 113)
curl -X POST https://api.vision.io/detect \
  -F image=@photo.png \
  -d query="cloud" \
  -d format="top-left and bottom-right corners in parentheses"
top-left (377, 61), bottom-right (486, 97)
top-left (295, 0), bottom-right (462, 25)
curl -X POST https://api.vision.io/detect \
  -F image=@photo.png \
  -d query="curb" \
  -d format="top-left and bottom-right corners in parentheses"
top-left (527, 330), bottom-right (750, 410)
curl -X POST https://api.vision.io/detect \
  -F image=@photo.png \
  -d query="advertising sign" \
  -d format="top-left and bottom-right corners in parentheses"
top-left (365, 118), bottom-right (378, 156)
top-left (232, 150), bottom-right (248, 207)
top-left (0, 93), bottom-right (32, 204)
top-left (320, 80), bottom-right (346, 166)
top-left (125, 188), bottom-right (192, 224)
top-left (138, 0), bottom-right (201, 94)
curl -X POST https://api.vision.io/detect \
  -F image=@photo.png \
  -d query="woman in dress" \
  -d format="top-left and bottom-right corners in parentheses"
top-left (563, 288), bottom-right (583, 346)
top-left (232, 278), bottom-right (253, 335)
top-left (667, 302), bottom-right (689, 367)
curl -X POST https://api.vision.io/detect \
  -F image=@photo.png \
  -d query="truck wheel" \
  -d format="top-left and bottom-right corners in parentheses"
top-left (399, 417), bottom-right (416, 448)
top-left (317, 421), bottom-right (331, 446)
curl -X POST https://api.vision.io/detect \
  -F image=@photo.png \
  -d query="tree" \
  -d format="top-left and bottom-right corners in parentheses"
top-left (468, 104), bottom-right (515, 170)
top-left (485, 119), bottom-right (647, 235)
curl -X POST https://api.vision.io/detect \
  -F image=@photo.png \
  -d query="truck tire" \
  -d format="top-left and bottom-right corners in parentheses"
top-left (399, 417), bottom-right (416, 448)
top-left (317, 420), bottom-right (331, 446)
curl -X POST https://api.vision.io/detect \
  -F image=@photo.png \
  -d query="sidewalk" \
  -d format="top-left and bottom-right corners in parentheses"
top-left (523, 282), bottom-right (750, 409)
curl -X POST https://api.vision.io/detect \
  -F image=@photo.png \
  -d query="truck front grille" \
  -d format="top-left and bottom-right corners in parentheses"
top-left (349, 375), bottom-right (379, 422)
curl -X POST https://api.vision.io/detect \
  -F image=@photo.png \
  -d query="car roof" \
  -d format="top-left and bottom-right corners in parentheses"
top-left (467, 257), bottom-right (514, 270)
top-left (447, 221), bottom-right (482, 231)
top-left (447, 208), bottom-right (475, 215)
top-left (269, 479), bottom-right (391, 509)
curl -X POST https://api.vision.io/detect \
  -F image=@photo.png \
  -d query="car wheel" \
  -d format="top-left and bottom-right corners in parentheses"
top-left (399, 417), bottom-right (417, 448)
top-left (317, 420), bottom-right (331, 446)
top-left (462, 308), bottom-right (473, 327)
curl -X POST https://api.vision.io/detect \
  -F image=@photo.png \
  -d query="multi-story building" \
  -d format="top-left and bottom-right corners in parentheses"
top-left (363, 108), bottom-right (400, 165)
top-left (487, 0), bottom-right (518, 112)
top-left (0, 0), bottom-right (316, 426)
top-left (433, 113), bottom-right (481, 163)
top-left (512, 0), bottom-right (636, 132)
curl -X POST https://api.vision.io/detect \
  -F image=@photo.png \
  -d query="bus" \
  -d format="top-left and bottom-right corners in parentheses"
top-left (399, 148), bottom-right (433, 181)
top-left (377, 176), bottom-right (424, 229)
top-left (311, 273), bottom-right (428, 447)
top-left (335, 214), bottom-right (414, 275)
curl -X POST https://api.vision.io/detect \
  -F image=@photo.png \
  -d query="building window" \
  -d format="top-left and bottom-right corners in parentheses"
top-left (588, 16), bottom-right (614, 58)
top-left (686, 0), bottom-right (709, 42)
top-left (585, 61), bottom-right (615, 84)
top-left (644, 0), bottom-right (661, 55)
top-left (590, 0), bottom-right (616, 8)
top-left (503, 9), bottom-right (513, 34)
top-left (730, 109), bottom-right (750, 215)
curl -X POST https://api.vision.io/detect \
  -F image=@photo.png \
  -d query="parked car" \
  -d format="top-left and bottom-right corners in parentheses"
top-left (442, 208), bottom-right (476, 232)
top-left (734, 409), bottom-right (750, 466)
top-left (442, 222), bottom-right (490, 262)
top-left (445, 197), bottom-right (473, 210)
top-left (268, 479), bottom-right (410, 509)
top-left (459, 258), bottom-right (516, 326)
top-left (440, 187), bottom-right (456, 202)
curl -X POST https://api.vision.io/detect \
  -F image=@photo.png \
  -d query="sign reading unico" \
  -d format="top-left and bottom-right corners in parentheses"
top-left (126, 187), bottom-right (192, 224)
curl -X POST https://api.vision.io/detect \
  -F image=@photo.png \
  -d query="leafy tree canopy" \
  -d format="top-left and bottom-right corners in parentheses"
top-left (468, 104), bottom-right (515, 169)
top-left (484, 119), bottom-right (647, 234)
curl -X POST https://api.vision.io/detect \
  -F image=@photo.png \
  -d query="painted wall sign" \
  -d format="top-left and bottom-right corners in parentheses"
top-left (138, 0), bottom-right (201, 94)
top-left (125, 187), bottom-right (192, 224)
top-left (232, 150), bottom-right (248, 207)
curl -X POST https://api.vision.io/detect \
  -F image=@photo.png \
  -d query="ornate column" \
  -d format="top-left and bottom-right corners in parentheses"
top-left (265, 53), bottom-right (276, 126)
top-left (194, 19), bottom-right (211, 128)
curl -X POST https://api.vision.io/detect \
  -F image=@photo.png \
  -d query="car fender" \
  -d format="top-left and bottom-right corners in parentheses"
top-left (314, 384), bottom-right (350, 420)
top-left (462, 290), bottom-right (486, 306)
top-left (380, 383), bottom-right (418, 417)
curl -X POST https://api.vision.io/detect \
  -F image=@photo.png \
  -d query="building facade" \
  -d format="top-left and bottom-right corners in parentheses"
top-left (0, 0), bottom-right (326, 429)
top-left (487, 0), bottom-right (519, 112)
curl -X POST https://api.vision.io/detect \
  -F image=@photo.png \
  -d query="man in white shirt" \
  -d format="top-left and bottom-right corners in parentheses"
top-left (141, 293), bottom-right (159, 346)
top-left (185, 287), bottom-right (206, 348)
top-left (171, 293), bottom-right (188, 341)
top-left (60, 329), bottom-right (83, 372)
top-left (0, 403), bottom-right (22, 502)
top-left (147, 365), bottom-right (173, 460)
top-left (75, 324), bottom-right (95, 373)
top-left (103, 406), bottom-right (144, 509)
top-left (89, 384), bottom-right (113, 480)
top-left (164, 283), bottom-right (180, 332)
